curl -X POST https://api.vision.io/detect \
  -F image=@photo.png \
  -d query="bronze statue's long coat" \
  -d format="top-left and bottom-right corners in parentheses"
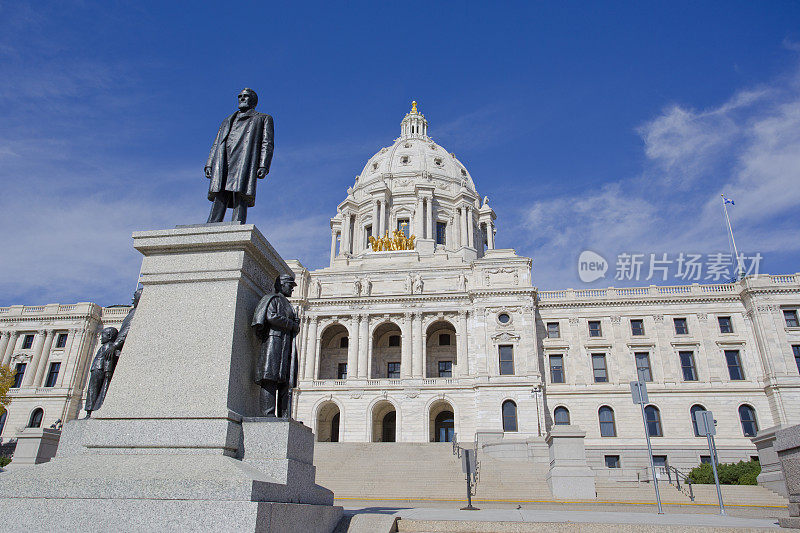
top-left (251, 292), bottom-right (298, 386)
top-left (206, 108), bottom-right (274, 207)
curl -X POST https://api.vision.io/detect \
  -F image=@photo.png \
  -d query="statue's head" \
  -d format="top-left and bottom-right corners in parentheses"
top-left (276, 274), bottom-right (297, 297)
top-left (238, 88), bottom-right (258, 111)
top-left (132, 287), bottom-right (143, 307)
top-left (100, 326), bottom-right (119, 344)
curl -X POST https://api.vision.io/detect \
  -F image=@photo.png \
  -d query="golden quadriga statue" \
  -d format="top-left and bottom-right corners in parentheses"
top-left (369, 230), bottom-right (415, 251)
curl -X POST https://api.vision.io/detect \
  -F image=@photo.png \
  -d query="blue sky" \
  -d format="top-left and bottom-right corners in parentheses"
top-left (1, 1), bottom-right (800, 306)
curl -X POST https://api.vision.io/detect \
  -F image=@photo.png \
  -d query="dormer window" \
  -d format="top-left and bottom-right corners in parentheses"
top-left (400, 156), bottom-right (409, 164)
top-left (460, 169), bottom-right (467, 177)
top-left (372, 162), bottom-right (378, 170)
top-left (434, 158), bottom-right (443, 166)
top-left (404, 142), bottom-right (412, 148)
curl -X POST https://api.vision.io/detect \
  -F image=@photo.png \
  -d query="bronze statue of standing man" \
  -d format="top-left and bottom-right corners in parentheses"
top-left (251, 275), bottom-right (300, 417)
top-left (205, 88), bottom-right (274, 224)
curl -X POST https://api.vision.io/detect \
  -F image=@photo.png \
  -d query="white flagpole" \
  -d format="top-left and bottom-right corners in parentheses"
top-left (721, 194), bottom-right (744, 280)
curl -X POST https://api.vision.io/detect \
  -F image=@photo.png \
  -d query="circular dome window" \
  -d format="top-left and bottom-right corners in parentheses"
top-left (498, 313), bottom-right (510, 324)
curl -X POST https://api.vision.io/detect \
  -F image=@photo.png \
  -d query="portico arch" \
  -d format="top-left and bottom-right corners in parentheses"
top-left (315, 400), bottom-right (341, 442)
top-left (318, 323), bottom-right (349, 379)
top-left (370, 399), bottom-right (398, 442)
top-left (371, 321), bottom-right (402, 379)
top-left (425, 319), bottom-right (457, 378)
top-left (428, 398), bottom-right (455, 442)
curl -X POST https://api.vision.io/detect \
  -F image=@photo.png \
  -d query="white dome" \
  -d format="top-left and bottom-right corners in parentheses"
top-left (353, 102), bottom-right (478, 195)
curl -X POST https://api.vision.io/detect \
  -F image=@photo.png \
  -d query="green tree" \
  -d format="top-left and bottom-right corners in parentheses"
top-left (0, 364), bottom-right (13, 416)
top-left (688, 459), bottom-right (760, 485)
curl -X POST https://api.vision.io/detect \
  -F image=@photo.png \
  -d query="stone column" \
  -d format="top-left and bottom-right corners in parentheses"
top-left (412, 313), bottom-right (424, 378)
top-left (0, 332), bottom-right (11, 367)
top-left (427, 197), bottom-right (434, 240)
top-left (461, 207), bottom-right (468, 247)
top-left (304, 317), bottom-right (318, 380)
top-left (3, 332), bottom-right (19, 367)
top-left (378, 201), bottom-right (385, 237)
top-left (401, 313), bottom-right (412, 378)
top-left (372, 201), bottom-right (379, 240)
top-left (330, 229), bottom-right (337, 263)
top-left (33, 329), bottom-right (56, 387)
top-left (346, 316), bottom-right (359, 379)
top-left (456, 311), bottom-right (468, 377)
top-left (466, 206), bottom-right (474, 248)
top-left (487, 222), bottom-right (495, 249)
top-left (341, 212), bottom-right (351, 255)
top-left (357, 314), bottom-right (369, 378)
top-left (22, 330), bottom-right (47, 387)
top-left (414, 198), bottom-right (424, 238)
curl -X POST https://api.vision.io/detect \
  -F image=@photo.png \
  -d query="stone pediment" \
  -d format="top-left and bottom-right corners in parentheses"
top-left (491, 331), bottom-right (520, 343)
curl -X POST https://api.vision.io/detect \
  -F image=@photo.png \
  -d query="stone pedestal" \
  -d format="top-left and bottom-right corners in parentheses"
top-left (775, 424), bottom-right (800, 529)
top-left (0, 224), bottom-right (342, 533)
top-left (752, 425), bottom-right (787, 496)
top-left (545, 425), bottom-right (596, 500)
top-left (5, 427), bottom-right (60, 468)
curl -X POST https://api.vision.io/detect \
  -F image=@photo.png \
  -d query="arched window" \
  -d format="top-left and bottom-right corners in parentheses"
top-left (554, 406), bottom-right (570, 425)
top-left (502, 400), bottom-right (518, 432)
top-left (644, 405), bottom-right (662, 437)
top-left (738, 405), bottom-right (758, 437)
top-left (28, 408), bottom-right (43, 428)
top-left (599, 406), bottom-right (617, 437)
top-left (690, 404), bottom-right (707, 437)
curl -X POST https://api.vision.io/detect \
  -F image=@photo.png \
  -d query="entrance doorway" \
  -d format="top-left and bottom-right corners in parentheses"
top-left (434, 411), bottom-right (454, 442)
top-left (382, 411), bottom-right (396, 442)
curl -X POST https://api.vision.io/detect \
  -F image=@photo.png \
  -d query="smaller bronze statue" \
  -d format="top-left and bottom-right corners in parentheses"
top-left (84, 327), bottom-right (119, 418)
top-left (251, 275), bottom-right (300, 418)
top-left (83, 287), bottom-right (141, 417)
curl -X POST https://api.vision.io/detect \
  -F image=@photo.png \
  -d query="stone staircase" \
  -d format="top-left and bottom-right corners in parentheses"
top-left (314, 443), bottom-right (789, 508)
top-left (314, 442), bottom-right (554, 501)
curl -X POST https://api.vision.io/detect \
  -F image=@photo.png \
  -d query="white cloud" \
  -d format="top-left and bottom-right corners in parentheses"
top-left (515, 63), bottom-right (800, 289)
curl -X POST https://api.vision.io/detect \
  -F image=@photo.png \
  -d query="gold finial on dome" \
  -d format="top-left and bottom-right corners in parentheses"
top-left (411, 100), bottom-right (418, 114)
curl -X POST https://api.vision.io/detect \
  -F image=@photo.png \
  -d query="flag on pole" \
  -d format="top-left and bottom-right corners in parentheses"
top-left (723, 196), bottom-right (735, 206)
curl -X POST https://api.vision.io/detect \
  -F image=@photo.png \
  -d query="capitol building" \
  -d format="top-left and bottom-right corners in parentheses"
top-left (2, 103), bottom-right (799, 477)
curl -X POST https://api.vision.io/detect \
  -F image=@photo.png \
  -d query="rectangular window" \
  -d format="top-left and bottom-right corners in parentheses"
top-left (388, 335), bottom-right (401, 347)
top-left (438, 360), bottom-right (452, 378)
top-left (785, 309), bottom-right (800, 328)
top-left (674, 318), bottom-right (689, 335)
top-left (604, 455), bottom-right (621, 469)
top-left (652, 455), bottom-right (668, 469)
top-left (337, 363), bottom-right (347, 380)
top-left (55, 333), bottom-right (68, 348)
top-left (591, 354), bottom-right (608, 383)
top-left (436, 222), bottom-right (447, 245)
top-left (546, 322), bottom-right (560, 338)
top-left (387, 362), bottom-right (401, 379)
top-left (397, 218), bottom-right (410, 237)
top-left (22, 334), bottom-right (34, 350)
top-left (44, 362), bottom-right (61, 387)
top-left (630, 319), bottom-right (645, 336)
top-left (680, 351), bottom-right (698, 381)
top-left (700, 455), bottom-right (711, 464)
top-left (438, 333), bottom-right (451, 346)
top-left (718, 316), bottom-right (734, 333)
top-left (588, 320), bottom-right (602, 337)
top-left (12, 363), bottom-right (26, 388)
top-left (549, 355), bottom-right (565, 383)
top-left (635, 352), bottom-right (652, 382)
top-left (794, 345), bottom-right (800, 374)
top-left (499, 345), bottom-right (515, 375)
top-left (365, 225), bottom-right (372, 248)
top-left (725, 350), bottom-right (745, 380)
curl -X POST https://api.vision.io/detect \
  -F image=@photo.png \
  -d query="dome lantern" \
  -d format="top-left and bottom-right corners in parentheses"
top-left (400, 100), bottom-right (428, 139)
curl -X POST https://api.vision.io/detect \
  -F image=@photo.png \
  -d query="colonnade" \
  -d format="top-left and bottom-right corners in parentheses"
top-left (0, 327), bottom-right (90, 389)
top-left (298, 311), bottom-right (469, 381)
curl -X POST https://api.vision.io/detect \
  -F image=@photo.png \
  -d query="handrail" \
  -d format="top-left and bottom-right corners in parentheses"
top-left (665, 465), bottom-right (694, 502)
